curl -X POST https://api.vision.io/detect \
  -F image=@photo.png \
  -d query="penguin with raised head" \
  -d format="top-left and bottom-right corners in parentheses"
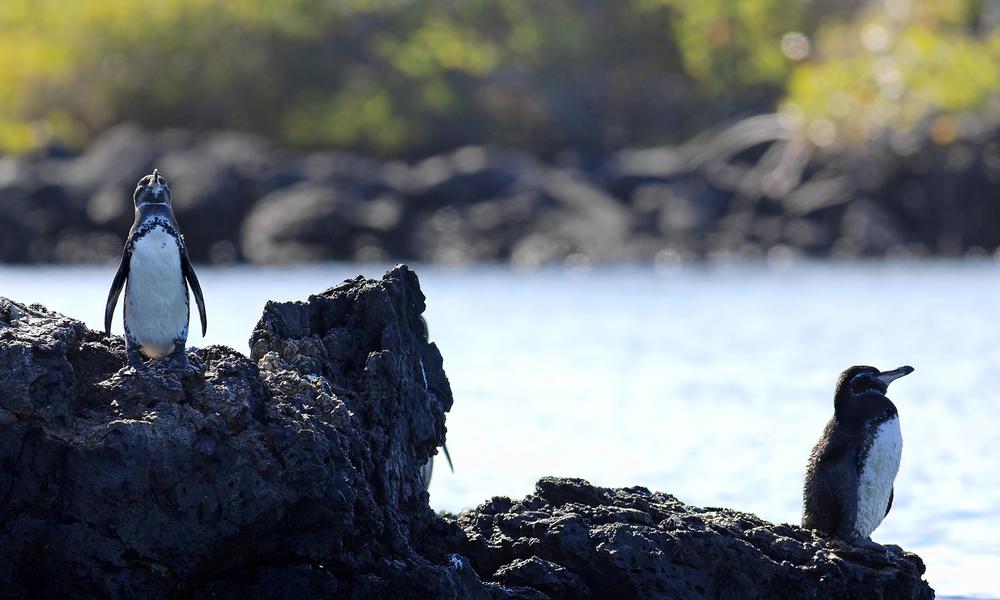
top-left (104, 169), bottom-right (207, 370)
top-left (802, 365), bottom-right (913, 546)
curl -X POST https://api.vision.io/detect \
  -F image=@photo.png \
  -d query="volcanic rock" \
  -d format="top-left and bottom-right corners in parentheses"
top-left (0, 265), bottom-right (935, 599)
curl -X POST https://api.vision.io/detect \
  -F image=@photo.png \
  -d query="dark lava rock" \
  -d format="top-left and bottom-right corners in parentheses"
top-left (0, 265), bottom-right (935, 599)
top-left (0, 265), bottom-right (505, 598)
top-left (450, 477), bottom-right (934, 600)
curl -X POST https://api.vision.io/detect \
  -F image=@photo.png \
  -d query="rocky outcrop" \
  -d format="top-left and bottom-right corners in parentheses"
top-left (4, 118), bottom-right (1000, 266)
top-left (447, 477), bottom-right (933, 600)
top-left (0, 265), bottom-right (934, 598)
top-left (0, 265), bottom-right (488, 598)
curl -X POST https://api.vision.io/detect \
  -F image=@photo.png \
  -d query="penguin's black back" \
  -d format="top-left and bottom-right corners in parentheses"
top-left (802, 416), bottom-right (862, 538)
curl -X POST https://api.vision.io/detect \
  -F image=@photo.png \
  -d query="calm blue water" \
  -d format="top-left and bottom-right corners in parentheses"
top-left (2, 261), bottom-right (997, 598)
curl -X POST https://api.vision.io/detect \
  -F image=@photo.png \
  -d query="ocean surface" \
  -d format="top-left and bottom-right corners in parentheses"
top-left (1, 260), bottom-right (997, 598)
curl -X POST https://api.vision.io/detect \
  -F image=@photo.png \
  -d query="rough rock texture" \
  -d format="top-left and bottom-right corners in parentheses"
top-left (449, 477), bottom-right (934, 600)
top-left (0, 265), bottom-right (507, 598)
top-left (0, 265), bottom-right (935, 599)
top-left (5, 117), bottom-right (1000, 266)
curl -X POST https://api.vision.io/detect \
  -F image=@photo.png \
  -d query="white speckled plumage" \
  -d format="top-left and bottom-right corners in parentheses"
top-left (853, 416), bottom-right (902, 539)
top-left (124, 221), bottom-right (189, 358)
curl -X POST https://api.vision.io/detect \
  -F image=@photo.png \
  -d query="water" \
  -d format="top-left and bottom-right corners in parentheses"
top-left (1, 261), bottom-right (997, 598)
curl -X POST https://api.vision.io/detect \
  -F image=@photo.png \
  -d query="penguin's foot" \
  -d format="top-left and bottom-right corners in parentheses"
top-left (166, 339), bottom-right (193, 371)
top-left (854, 537), bottom-right (885, 550)
top-left (126, 353), bottom-right (147, 372)
top-left (853, 537), bottom-right (893, 560)
top-left (124, 338), bottom-right (147, 372)
top-left (167, 352), bottom-right (190, 370)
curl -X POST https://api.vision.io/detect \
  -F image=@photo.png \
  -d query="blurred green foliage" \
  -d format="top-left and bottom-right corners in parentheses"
top-left (0, 0), bottom-right (997, 156)
top-left (648, 0), bottom-right (805, 92)
top-left (785, 1), bottom-right (1000, 147)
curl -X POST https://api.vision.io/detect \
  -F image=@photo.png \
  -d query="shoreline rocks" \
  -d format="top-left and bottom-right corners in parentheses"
top-left (3, 118), bottom-right (1000, 267)
top-left (0, 265), bottom-right (934, 598)
top-left (445, 477), bottom-right (933, 600)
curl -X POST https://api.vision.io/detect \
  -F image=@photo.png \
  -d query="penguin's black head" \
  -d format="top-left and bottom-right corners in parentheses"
top-left (834, 365), bottom-right (913, 420)
top-left (133, 169), bottom-right (171, 207)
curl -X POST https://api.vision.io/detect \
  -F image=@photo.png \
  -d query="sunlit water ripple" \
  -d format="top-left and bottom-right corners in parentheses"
top-left (2, 260), bottom-right (997, 598)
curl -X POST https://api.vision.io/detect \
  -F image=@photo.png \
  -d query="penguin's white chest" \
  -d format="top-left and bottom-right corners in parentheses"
top-left (124, 225), bottom-right (189, 359)
top-left (854, 416), bottom-right (902, 539)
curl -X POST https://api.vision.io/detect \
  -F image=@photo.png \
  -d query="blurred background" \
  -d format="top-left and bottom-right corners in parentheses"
top-left (4, 0), bottom-right (1000, 266)
top-left (2, 1), bottom-right (999, 597)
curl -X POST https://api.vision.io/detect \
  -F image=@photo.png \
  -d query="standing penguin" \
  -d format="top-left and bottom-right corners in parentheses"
top-left (802, 365), bottom-right (913, 546)
top-left (104, 169), bottom-right (207, 370)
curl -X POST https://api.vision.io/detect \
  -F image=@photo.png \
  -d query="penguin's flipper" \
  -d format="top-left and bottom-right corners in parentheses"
top-left (830, 458), bottom-right (860, 540)
top-left (442, 443), bottom-right (455, 474)
top-left (885, 487), bottom-right (894, 518)
top-left (104, 246), bottom-right (131, 335)
top-left (181, 247), bottom-right (207, 336)
top-left (809, 476), bottom-right (856, 539)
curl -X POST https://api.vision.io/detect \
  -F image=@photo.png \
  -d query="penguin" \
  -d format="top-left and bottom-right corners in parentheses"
top-left (420, 445), bottom-right (454, 491)
top-left (802, 365), bottom-right (913, 546)
top-left (417, 315), bottom-right (454, 491)
top-left (104, 169), bottom-right (207, 370)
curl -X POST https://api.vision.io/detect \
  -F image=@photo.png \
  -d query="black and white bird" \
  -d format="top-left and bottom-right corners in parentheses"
top-left (104, 169), bottom-right (207, 370)
top-left (416, 315), bottom-right (454, 490)
top-left (420, 444), bottom-right (454, 491)
top-left (802, 365), bottom-right (913, 546)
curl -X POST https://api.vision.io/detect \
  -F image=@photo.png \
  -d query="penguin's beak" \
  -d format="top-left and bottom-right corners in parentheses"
top-left (877, 366), bottom-right (914, 386)
top-left (149, 169), bottom-right (164, 197)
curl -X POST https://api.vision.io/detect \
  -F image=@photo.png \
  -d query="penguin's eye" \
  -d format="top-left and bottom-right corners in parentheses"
top-left (856, 375), bottom-right (881, 392)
